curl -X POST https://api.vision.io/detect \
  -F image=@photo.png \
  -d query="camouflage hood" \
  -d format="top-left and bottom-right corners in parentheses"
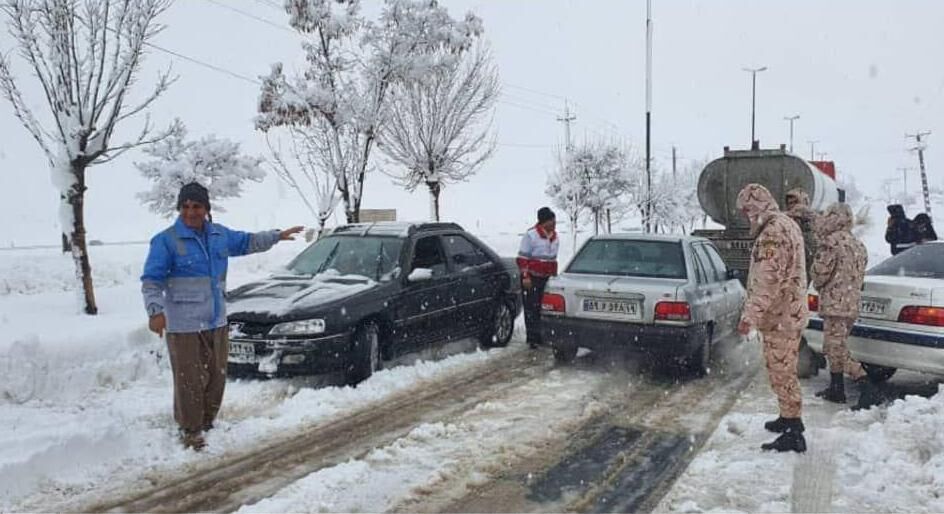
top-left (736, 183), bottom-right (781, 236)
top-left (786, 188), bottom-right (814, 221)
top-left (816, 202), bottom-right (853, 238)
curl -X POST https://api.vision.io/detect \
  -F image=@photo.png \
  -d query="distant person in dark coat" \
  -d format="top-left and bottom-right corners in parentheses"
top-left (885, 204), bottom-right (916, 255)
top-left (913, 213), bottom-right (938, 244)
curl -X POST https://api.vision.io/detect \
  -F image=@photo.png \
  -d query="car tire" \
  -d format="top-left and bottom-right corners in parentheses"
top-left (796, 337), bottom-right (818, 379)
top-left (345, 321), bottom-right (381, 386)
top-left (553, 343), bottom-right (578, 365)
top-left (685, 325), bottom-right (712, 378)
top-left (479, 299), bottom-right (515, 348)
top-left (862, 363), bottom-right (897, 383)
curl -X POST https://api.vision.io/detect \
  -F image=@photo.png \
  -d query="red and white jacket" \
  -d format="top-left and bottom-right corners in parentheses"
top-left (516, 224), bottom-right (560, 279)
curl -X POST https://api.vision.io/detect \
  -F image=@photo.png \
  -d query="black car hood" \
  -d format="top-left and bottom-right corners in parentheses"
top-left (227, 271), bottom-right (378, 318)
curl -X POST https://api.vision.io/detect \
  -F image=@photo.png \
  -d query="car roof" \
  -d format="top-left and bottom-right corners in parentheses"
top-left (329, 221), bottom-right (464, 237)
top-left (588, 233), bottom-right (708, 244)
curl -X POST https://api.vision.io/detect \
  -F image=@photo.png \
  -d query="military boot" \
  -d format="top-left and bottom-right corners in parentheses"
top-left (764, 416), bottom-right (804, 433)
top-left (852, 379), bottom-right (886, 411)
top-left (815, 373), bottom-right (846, 403)
top-left (761, 418), bottom-right (807, 453)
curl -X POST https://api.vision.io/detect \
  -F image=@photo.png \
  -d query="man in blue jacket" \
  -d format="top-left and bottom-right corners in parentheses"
top-left (141, 182), bottom-right (302, 450)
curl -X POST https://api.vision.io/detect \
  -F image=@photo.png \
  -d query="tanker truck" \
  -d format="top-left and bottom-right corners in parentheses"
top-left (692, 144), bottom-right (841, 281)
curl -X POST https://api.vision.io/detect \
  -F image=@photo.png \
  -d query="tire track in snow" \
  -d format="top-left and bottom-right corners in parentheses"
top-left (80, 348), bottom-right (549, 513)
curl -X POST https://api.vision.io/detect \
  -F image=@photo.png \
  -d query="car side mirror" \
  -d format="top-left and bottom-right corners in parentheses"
top-left (726, 269), bottom-right (744, 281)
top-left (408, 268), bottom-right (434, 283)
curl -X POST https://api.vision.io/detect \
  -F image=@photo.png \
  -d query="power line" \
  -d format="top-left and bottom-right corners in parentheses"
top-left (203, 0), bottom-right (295, 35)
top-left (145, 40), bottom-right (261, 85)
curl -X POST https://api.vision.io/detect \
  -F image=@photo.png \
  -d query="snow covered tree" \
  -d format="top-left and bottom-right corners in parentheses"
top-left (256, 0), bottom-right (482, 223)
top-left (649, 160), bottom-right (705, 234)
top-left (380, 45), bottom-right (498, 221)
top-left (546, 141), bottom-right (639, 250)
top-left (0, 0), bottom-right (178, 314)
top-left (136, 126), bottom-right (265, 218)
top-left (546, 149), bottom-right (585, 252)
top-left (265, 129), bottom-right (339, 238)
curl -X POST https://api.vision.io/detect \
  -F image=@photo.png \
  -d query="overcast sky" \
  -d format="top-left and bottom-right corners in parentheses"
top-left (1, 0), bottom-right (942, 246)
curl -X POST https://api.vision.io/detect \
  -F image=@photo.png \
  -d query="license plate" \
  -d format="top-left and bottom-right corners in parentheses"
top-left (229, 341), bottom-right (258, 364)
top-left (859, 298), bottom-right (888, 316)
top-left (582, 298), bottom-right (642, 320)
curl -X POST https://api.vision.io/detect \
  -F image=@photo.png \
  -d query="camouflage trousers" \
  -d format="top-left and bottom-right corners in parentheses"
top-left (823, 316), bottom-right (866, 379)
top-left (762, 327), bottom-right (803, 418)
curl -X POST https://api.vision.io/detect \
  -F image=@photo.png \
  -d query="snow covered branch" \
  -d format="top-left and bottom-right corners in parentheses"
top-left (136, 124), bottom-right (266, 218)
top-left (379, 44), bottom-right (498, 221)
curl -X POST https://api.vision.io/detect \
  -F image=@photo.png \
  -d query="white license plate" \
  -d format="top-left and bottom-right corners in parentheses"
top-left (229, 341), bottom-right (258, 364)
top-left (859, 299), bottom-right (888, 316)
top-left (582, 298), bottom-right (642, 319)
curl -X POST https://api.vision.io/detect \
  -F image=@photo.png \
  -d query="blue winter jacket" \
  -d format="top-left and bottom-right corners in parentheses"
top-left (141, 218), bottom-right (281, 333)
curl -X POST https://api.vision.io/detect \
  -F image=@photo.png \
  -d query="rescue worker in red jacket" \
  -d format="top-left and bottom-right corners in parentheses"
top-left (517, 207), bottom-right (560, 348)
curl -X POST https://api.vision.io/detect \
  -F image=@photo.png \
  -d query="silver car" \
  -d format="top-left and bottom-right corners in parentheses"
top-left (541, 234), bottom-right (746, 375)
top-left (804, 241), bottom-right (944, 381)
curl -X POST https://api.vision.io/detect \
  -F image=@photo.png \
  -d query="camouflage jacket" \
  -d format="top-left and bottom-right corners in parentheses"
top-left (786, 188), bottom-right (817, 282)
top-left (737, 184), bottom-right (809, 332)
top-left (812, 203), bottom-right (868, 318)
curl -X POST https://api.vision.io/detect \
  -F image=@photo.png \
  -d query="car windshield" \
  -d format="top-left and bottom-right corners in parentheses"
top-left (288, 235), bottom-right (403, 281)
top-left (567, 239), bottom-right (687, 279)
top-left (868, 243), bottom-right (944, 279)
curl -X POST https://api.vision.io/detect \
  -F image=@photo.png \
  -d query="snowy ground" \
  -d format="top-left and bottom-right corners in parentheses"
top-left (2, 201), bottom-right (944, 512)
top-left (0, 229), bottom-right (581, 511)
top-left (657, 371), bottom-right (944, 513)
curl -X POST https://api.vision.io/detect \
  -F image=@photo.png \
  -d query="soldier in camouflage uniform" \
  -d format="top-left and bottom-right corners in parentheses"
top-left (736, 184), bottom-right (808, 453)
top-left (811, 203), bottom-right (869, 403)
top-left (785, 188), bottom-right (817, 284)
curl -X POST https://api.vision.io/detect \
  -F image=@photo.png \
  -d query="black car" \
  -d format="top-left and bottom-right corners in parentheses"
top-left (225, 222), bottom-right (522, 384)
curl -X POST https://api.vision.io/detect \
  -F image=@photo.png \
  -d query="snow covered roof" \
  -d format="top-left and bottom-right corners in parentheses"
top-left (590, 233), bottom-right (696, 243)
top-left (329, 222), bottom-right (464, 237)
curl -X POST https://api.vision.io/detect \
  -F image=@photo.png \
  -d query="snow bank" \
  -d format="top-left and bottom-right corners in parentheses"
top-left (658, 375), bottom-right (944, 513)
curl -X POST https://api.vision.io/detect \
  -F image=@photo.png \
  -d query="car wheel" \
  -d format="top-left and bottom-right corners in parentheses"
top-left (685, 325), bottom-right (712, 377)
top-left (862, 363), bottom-right (897, 383)
top-left (797, 337), bottom-right (818, 379)
top-left (479, 299), bottom-right (515, 348)
top-left (553, 343), bottom-right (578, 364)
top-left (345, 321), bottom-right (381, 386)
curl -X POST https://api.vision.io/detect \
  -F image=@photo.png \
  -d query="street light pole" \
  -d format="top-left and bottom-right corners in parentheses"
top-left (644, 0), bottom-right (653, 233)
top-left (784, 115), bottom-right (800, 153)
top-left (743, 66), bottom-right (767, 147)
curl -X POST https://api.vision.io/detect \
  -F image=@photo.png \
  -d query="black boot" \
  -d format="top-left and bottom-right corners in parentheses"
top-left (761, 418), bottom-right (807, 453)
top-left (764, 416), bottom-right (803, 433)
top-left (852, 380), bottom-right (886, 411)
top-left (815, 372), bottom-right (846, 403)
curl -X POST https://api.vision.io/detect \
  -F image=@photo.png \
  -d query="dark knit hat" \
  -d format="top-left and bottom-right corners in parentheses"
top-left (537, 206), bottom-right (556, 224)
top-left (177, 182), bottom-right (210, 211)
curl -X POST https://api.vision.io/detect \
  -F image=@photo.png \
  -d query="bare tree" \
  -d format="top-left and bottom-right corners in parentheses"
top-left (266, 129), bottom-right (339, 238)
top-left (380, 45), bottom-right (498, 221)
top-left (257, 0), bottom-right (482, 223)
top-left (0, 0), bottom-right (178, 314)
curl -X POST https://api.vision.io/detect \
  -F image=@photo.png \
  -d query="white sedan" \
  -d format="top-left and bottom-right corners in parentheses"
top-left (804, 241), bottom-right (944, 381)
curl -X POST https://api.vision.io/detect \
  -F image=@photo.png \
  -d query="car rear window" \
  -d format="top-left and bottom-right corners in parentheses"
top-left (567, 240), bottom-right (687, 279)
top-left (868, 243), bottom-right (944, 279)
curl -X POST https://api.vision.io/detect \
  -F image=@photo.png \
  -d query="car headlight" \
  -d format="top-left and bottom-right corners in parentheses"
top-left (269, 319), bottom-right (326, 336)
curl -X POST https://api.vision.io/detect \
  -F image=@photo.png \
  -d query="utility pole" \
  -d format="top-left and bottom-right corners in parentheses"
top-left (672, 145), bottom-right (677, 180)
top-left (743, 66), bottom-right (767, 148)
top-left (644, 0), bottom-right (653, 233)
top-left (807, 140), bottom-right (818, 161)
top-left (784, 115), bottom-right (799, 153)
top-left (557, 101), bottom-right (576, 151)
top-left (897, 166), bottom-right (913, 200)
top-left (906, 131), bottom-right (932, 215)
